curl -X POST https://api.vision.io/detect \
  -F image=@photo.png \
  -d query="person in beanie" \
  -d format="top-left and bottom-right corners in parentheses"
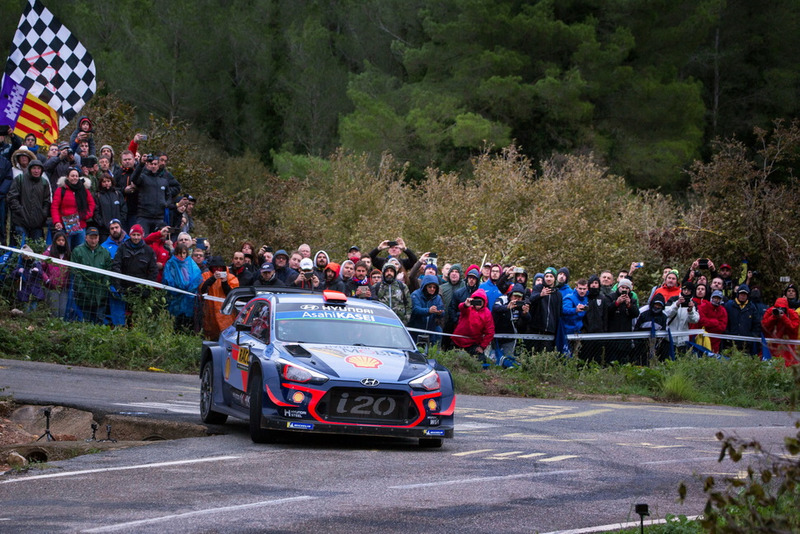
top-left (556, 267), bottom-right (572, 298)
top-left (439, 264), bottom-right (464, 349)
top-left (608, 277), bottom-right (639, 362)
top-left (373, 262), bottom-right (411, 324)
top-left (7, 159), bottom-right (50, 246)
top-left (492, 283), bottom-right (531, 362)
top-left (665, 282), bottom-right (700, 348)
top-left (453, 289), bottom-right (495, 364)
top-left (199, 255), bottom-right (240, 339)
top-left (528, 267), bottom-right (563, 352)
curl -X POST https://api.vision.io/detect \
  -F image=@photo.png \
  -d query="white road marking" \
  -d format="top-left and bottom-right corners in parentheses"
top-left (389, 469), bottom-right (581, 489)
top-left (452, 449), bottom-right (495, 456)
top-left (642, 456), bottom-right (718, 465)
top-left (539, 455), bottom-right (578, 462)
top-left (82, 496), bottom-right (316, 532)
top-left (0, 456), bottom-right (240, 484)
top-left (540, 515), bottom-right (702, 534)
top-left (517, 452), bottom-right (547, 458)
top-left (112, 401), bottom-right (198, 414)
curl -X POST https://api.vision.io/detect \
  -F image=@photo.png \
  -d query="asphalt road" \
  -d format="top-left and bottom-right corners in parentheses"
top-left (1, 358), bottom-right (798, 533)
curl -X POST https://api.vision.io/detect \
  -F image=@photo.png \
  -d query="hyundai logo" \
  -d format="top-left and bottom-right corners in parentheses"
top-left (300, 304), bottom-right (319, 310)
top-left (361, 378), bottom-right (380, 387)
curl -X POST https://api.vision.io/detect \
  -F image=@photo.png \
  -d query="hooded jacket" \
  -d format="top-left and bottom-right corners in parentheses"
top-left (313, 250), bottom-right (330, 280)
top-left (93, 184), bottom-right (127, 231)
top-left (697, 299), bottom-right (728, 353)
top-left (665, 292), bottom-right (701, 345)
top-left (69, 116), bottom-right (96, 156)
top-left (130, 161), bottom-right (170, 219)
top-left (635, 294), bottom-right (667, 331)
top-left (273, 249), bottom-right (298, 285)
top-left (162, 253), bottom-right (203, 317)
top-left (7, 162), bottom-right (51, 229)
top-left (761, 297), bottom-right (800, 366)
top-left (492, 283), bottom-right (531, 334)
top-left (438, 264), bottom-right (464, 311)
top-left (372, 264), bottom-right (411, 323)
top-left (453, 288), bottom-right (495, 349)
top-left (561, 287), bottom-right (588, 335)
top-left (322, 262), bottom-right (346, 292)
top-left (447, 269), bottom-right (481, 327)
top-left (608, 288), bottom-right (639, 332)
top-left (529, 279), bottom-right (562, 334)
top-left (409, 274), bottom-right (444, 332)
top-left (784, 283), bottom-right (800, 310)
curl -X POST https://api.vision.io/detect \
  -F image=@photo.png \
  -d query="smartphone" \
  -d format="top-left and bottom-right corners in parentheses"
top-left (140, 134), bottom-right (149, 141)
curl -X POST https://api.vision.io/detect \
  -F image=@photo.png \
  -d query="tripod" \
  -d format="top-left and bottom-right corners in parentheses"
top-left (36, 408), bottom-right (55, 442)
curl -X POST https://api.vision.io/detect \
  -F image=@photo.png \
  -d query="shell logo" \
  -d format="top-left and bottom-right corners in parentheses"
top-left (345, 355), bottom-right (383, 369)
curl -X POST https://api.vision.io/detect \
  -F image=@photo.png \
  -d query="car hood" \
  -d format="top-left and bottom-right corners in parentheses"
top-left (282, 343), bottom-right (429, 382)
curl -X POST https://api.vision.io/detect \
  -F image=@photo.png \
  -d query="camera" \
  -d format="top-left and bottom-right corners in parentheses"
top-left (426, 253), bottom-right (437, 266)
top-left (773, 307), bottom-right (785, 316)
top-left (698, 258), bottom-right (709, 269)
top-left (513, 301), bottom-right (525, 310)
top-left (387, 240), bottom-right (398, 248)
top-left (303, 271), bottom-right (313, 280)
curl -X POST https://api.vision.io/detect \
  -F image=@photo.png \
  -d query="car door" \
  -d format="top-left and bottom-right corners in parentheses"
top-left (225, 300), bottom-right (270, 401)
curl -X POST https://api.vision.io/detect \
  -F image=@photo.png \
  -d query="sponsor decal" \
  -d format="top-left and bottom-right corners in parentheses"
top-left (300, 304), bottom-right (319, 310)
top-left (425, 429), bottom-right (446, 436)
top-left (236, 345), bottom-right (251, 370)
top-left (427, 417), bottom-right (440, 426)
top-left (301, 311), bottom-right (376, 322)
top-left (287, 421), bottom-right (314, 430)
top-left (345, 355), bottom-right (383, 369)
top-left (361, 378), bottom-right (380, 387)
top-left (282, 409), bottom-right (308, 418)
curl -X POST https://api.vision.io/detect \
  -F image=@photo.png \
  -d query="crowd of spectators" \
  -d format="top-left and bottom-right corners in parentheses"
top-left (1, 121), bottom-right (798, 367)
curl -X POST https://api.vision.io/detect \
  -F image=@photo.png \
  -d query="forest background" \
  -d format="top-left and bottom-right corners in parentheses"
top-left (1, 0), bottom-right (800, 296)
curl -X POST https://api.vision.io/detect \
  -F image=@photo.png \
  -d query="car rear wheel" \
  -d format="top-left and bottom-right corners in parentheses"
top-left (200, 362), bottom-right (228, 425)
top-left (419, 437), bottom-right (443, 448)
top-left (249, 368), bottom-right (274, 443)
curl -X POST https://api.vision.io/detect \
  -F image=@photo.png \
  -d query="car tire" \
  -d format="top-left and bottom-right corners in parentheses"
top-left (249, 368), bottom-right (274, 443)
top-left (200, 362), bottom-right (228, 425)
top-left (419, 437), bottom-right (443, 448)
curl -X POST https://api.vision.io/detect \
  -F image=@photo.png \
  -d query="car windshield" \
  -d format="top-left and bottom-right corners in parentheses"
top-left (274, 304), bottom-right (415, 350)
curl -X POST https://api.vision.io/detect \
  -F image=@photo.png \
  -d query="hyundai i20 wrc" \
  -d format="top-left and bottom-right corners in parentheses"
top-left (199, 287), bottom-right (455, 447)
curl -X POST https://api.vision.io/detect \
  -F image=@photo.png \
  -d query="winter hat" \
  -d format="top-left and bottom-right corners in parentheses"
top-left (100, 144), bottom-right (114, 157)
top-left (129, 224), bottom-right (144, 235)
top-left (711, 290), bottom-right (724, 300)
top-left (558, 267), bottom-right (570, 280)
top-left (423, 263), bottom-right (438, 274)
top-left (450, 263), bottom-right (462, 274)
top-left (544, 267), bottom-right (558, 278)
top-left (467, 264), bottom-right (480, 275)
top-left (58, 141), bottom-right (70, 151)
top-left (325, 262), bottom-right (341, 277)
top-left (27, 160), bottom-right (43, 171)
top-left (617, 278), bottom-right (633, 289)
top-left (775, 297), bottom-right (789, 308)
top-left (370, 268), bottom-right (382, 278)
top-left (511, 283), bottom-right (526, 297)
top-left (466, 268), bottom-right (480, 279)
top-left (341, 259), bottom-right (355, 270)
top-left (208, 256), bottom-right (226, 269)
top-left (682, 281), bottom-right (695, 292)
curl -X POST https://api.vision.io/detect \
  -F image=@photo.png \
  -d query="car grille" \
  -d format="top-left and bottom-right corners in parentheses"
top-left (318, 388), bottom-right (418, 424)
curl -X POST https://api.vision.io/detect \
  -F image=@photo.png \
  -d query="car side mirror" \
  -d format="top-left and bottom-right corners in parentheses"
top-left (235, 323), bottom-right (252, 344)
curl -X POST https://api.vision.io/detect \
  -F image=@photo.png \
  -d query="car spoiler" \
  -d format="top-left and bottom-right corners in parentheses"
top-left (220, 286), bottom-right (320, 315)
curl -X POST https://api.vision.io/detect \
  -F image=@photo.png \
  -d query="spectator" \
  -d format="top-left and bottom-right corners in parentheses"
top-left (44, 142), bottom-right (78, 192)
top-left (42, 231), bottom-right (71, 318)
top-left (229, 250), bottom-right (256, 287)
top-left (93, 173), bottom-right (127, 242)
top-left (634, 293), bottom-right (669, 362)
top-left (10, 148), bottom-right (32, 179)
top-left (717, 263), bottom-right (737, 299)
top-left (254, 261), bottom-right (286, 287)
top-left (664, 283), bottom-right (700, 348)
top-left (556, 267), bottom-right (572, 299)
top-left (295, 257), bottom-right (321, 291)
top-left (99, 145), bottom-right (121, 176)
top-left (13, 245), bottom-right (46, 311)
top-left (101, 219), bottom-right (129, 326)
top-left (272, 249), bottom-right (298, 285)
top-left (783, 284), bottom-right (800, 310)
top-left (144, 225), bottom-right (174, 283)
top-left (72, 227), bottom-right (111, 323)
top-left (22, 133), bottom-right (45, 162)
top-left (651, 270), bottom-right (681, 304)
top-left (345, 260), bottom-right (371, 299)
top-left (608, 277), bottom-right (639, 362)
top-left (372, 262), bottom-right (411, 324)
top-left (452, 289), bottom-right (495, 363)
top-left (199, 255), bottom-right (240, 339)
top-left (439, 263), bottom-right (463, 313)
top-left (69, 116), bottom-right (95, 156)
top-left (298, 243), bottom-right (311, 258)
top-left (723, 284), bottom-right (761, 355)
top-left (368, 237), bottom-right (418, 271)
top-left (693, 283), bottom-right (709, 305)
top-left (162, 243), bottom-right (203, 331)
top-left (313, 250), bottom-right (330, 280)
top-left (492, 283), bottom-right (530, 362)
top-left (561, 278), bottom-right (588, 335)
top-left (112, 224), bottom-right (158, 313)
top-left (7, 160), bottom-right (51, 246)
top-left (369, 268), bottom-right (382, 287)
top-left (130, 154), bottom-right (170, 234)
top-left (582, 275), bottom-right (611, 361)
top-left (288, 250), bottom-right (303, 272)
top-left (0, 154), bottom-right (12, 245)
top-left (0, 124), bottom-right (22, 161)
top-left (191, 247), bottom-right (208, 273)
top-left (339, 259), bottom-right (355, 285)
top-left (761, 297), bottom-right (800, 366)
top-left (346, 245), bottom-right (361, 263)
top-left (447, 267), bottom-right (481, 335)
top-left (696, 290), bottom-right (728, 353)
top-left (647, 267), bottom-right (673, 302)
top-left (599, 270), bottom-right (615, 297)
top-left (52, 168), bottom-right (95, 249)
top-left (322, 262), bottom-right (345, 292)
top-left (479, 264), bottom-right (503, 308)
top-left (528, 267), bottom-right (563, 352)
top-left (114, 150), bottom-right (138, 229)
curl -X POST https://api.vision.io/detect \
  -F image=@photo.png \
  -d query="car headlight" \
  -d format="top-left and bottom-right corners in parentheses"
top-left (277, 359), bottom-right (329, 385)
top-left (409, 370), bottom-right (440, 391)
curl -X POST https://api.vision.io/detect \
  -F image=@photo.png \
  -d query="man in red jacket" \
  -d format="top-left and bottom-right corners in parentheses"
top-left (696, 290), bottom-right (728, 353)
top-left (762, 297), bottom-right (800, 366)
top-left (452, 288), bottom-right (495, 364)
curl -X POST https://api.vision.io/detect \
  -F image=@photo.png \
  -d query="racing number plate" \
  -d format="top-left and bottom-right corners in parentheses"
top-left (236, 346), bottom-right (251, 370)
top-left (328, 390), bottom-right (408, 422)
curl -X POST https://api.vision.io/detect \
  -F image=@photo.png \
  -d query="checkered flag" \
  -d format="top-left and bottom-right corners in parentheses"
top-left (4, 0), bottom-right (96, 129)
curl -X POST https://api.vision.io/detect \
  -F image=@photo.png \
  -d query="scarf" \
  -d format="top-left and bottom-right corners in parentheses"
top-left (66, 178), bottom-right (89, 218)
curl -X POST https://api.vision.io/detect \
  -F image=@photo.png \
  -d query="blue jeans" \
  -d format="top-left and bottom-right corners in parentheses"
top-left (67, 229), bottom-right (85, 249)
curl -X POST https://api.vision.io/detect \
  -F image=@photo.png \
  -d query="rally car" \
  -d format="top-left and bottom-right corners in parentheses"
top-left (199, 287), bottom-right (455, 447)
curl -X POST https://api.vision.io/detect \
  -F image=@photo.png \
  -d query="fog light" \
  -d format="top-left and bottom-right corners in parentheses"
top-left (291, 391), bottom-right (305, 404)
top-left (427, 399), bottom-right (438, 411)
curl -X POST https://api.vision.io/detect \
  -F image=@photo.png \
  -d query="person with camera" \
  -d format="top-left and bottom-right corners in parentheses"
top-left (452, 289), bottom-right (495, 365)
top-left (294, 257), bottom-right (322, 291)
top-left (131, 153), bottom-right (171, 234)
top-left (198, 255), bottom-right (240, 339)
top-left (345, 260), bottom-right (372, 299)
top-left (696, 290), bottom-right (728, 353)
top-left (492, 283), bottom-right (531, 363)
top-left (368, 237), bottom-right (419, 271)
top-left (561, 279), bottom-right (589, 335)
top-left (761, 296), bottom-right (800, 366)
top-left (409, 274), bottom-right (445, 344)
top-left (528, 267), bottom-right (563, 353)
top-left (44, 142), bottom-right (79, 191)
top-left (0, 124), bottom-right (23, 162)
top-left (664, 282), bottom-right (701, 348)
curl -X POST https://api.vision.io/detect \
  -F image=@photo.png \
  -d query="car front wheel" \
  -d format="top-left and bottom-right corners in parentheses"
top-left (200, 362), bottom-right (228, 425)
